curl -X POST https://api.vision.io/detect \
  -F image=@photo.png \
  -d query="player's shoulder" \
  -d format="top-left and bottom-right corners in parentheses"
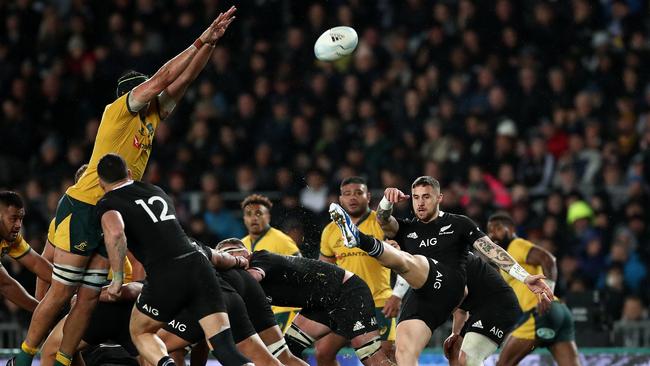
top-left (510, 237), bottom-right (534, 250)
top-left (321, 221), bottom-right (338, 236)
top-left (444, 212), bottom-right (473, 223)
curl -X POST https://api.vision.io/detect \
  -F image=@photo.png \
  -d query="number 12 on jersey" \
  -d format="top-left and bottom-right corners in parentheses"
top-left (135, 196), bottom-right (176, 223)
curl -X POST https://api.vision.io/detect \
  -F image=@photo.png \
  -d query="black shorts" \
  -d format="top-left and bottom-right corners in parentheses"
top-left (164, 288), bottom-right (256, 344)
top-left (220, 269), bottom-right (277, 333)
top-left (460, 291), bottom-right (521, 346)
top-left (136, 252), bottom-right (226, 322)
top-left (83, 301), bottom-right (138, 356)
top-left (301, 275), bottom-right (378, 340)
top-left (399, 258), bottom-right (465, 332)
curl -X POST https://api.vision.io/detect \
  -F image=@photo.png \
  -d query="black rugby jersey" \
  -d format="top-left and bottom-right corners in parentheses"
top-left (96, 181), bottom-right (195, 271)
top-left (394, 211), bottom-right (485, 279)
top-left (250, 250), bottom-right (345, 309)
top-left (459, 253), bottom-right (514, 311)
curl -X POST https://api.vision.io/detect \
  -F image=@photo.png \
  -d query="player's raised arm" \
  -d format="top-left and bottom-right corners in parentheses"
top-left (472, 236), bottom-right (553, 302)
top-left (100, 210), bottom-right (127, 299)
top-left (126, 10), bottom-right (235, 113)
top-left (159, 7), bottom-right (236, 119)
top-left (376, 188), bottom-right (409, 238)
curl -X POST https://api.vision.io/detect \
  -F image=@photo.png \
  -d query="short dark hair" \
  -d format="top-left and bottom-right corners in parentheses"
top-left (241, 194), bottom-right (273, 211)
top-left (0, 191), bottom-right (24, 209)
top-left (116, 70), bottom-right (148, 98)
top-left (74, 164), bottom-right (89, 183)
top-left (411, 176), bottom-right (440, 191)
top-left (488, 211), bottom-right (515, 227)
top-left (215, 238), bottom-right (246, 251)
top-left (340, 176), bottom-right (367, 190)
top-left (97, 154), bottom-right (128, 183)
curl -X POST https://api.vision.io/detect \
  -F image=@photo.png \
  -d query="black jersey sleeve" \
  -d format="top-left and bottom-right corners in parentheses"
top-left (249, 250), bottom-right (274, 278)
top-left (458, 215), bottom-right (486, 245)
top-left (188, 237), bottom-right (213, 260)
top-left (95, 195), bottom-right (114, 219)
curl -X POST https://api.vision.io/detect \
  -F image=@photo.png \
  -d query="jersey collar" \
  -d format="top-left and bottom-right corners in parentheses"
top-left (251, 226), bottom-right (271, 251)
top-left (112, 180), bottom-right (134, 191)
top-left (355, 210), bottom-right (372, 226)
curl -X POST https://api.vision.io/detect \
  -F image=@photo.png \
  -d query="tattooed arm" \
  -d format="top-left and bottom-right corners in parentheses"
top-left (377, 188), bottom-right (410, 238)
top-left (473, 236), bottom-right (554, 301)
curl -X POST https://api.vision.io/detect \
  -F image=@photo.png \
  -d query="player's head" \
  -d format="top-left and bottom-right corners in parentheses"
top-left (74, 163), bottom-right (88, 184)
top-left (339, 176), bottom-right (370, 218)
top-left (116, 70), bottom-right (148, 98)
top-left (241, 194), bottom-right (272, 236)
top-left (215, 238), bottom-right (250, 260)
top-left (97, 153), bottom-right (132, 192)
top-left (410, 176), bottom-right (442, 222)
top-left (487, 211), bottom-right (516, 247)
top-left (0, 191), bottom-right (25, 242)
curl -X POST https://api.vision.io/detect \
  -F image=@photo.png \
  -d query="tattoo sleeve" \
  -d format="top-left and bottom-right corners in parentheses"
top-left (376, 206), bottom-right (393, 223)
top-left (473, 236), bottom-right (517, 271)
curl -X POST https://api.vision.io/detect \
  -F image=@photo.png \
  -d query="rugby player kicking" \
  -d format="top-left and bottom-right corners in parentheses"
top-left (328, 176), bottom-right (552, 366)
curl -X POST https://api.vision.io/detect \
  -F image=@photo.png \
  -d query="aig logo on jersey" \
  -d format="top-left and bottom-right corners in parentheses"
top-left (419, 238), bottom-right (437, 247)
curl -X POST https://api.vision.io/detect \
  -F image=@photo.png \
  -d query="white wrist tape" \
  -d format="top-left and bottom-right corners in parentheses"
top-left (508, 263), bottom-right (530, 283)
top-left (379, 197), bottom-right (393, 210)
top-left (392, 275), bottom-right (410, 299)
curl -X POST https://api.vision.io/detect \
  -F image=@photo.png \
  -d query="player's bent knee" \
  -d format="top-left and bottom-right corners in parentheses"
top-left (460, 333), bottom-right (498, 366)
top-left (354, 338), bottom-right (381, 362)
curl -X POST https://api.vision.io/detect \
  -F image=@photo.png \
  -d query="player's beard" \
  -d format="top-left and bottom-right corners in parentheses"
top-left (416, 205), bottom-right (438, 222)
top-left (346, 203), bottom-right (368, 219)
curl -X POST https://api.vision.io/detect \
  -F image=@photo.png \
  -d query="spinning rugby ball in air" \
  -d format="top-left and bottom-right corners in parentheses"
top-left (314, 26), bottom-right (359, 61)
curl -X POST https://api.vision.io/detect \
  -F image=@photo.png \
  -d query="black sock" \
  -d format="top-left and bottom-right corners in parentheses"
top-left (157, 356), bottom-right (175, 366)
top-left (209, 328), bottom-right (251, 366)
top-left (358, 232), bottom-right (384, 257)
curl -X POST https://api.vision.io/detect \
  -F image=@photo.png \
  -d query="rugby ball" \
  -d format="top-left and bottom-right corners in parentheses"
top-left (314, 26), bottom-right (359, 61)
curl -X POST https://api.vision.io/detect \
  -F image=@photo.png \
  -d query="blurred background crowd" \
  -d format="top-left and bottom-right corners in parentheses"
top-left (0, 0), bottom-right (649, 345)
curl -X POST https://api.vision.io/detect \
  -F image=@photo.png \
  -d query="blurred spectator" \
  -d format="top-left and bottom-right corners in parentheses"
top-left (203, 194), bottom-right (245, 240)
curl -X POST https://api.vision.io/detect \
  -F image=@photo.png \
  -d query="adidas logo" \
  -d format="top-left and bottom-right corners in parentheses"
top-left (472, 320), bottom-right (483, 329)
top-left (439, 224), bottom-right (454, 235)
top-left (407, 232), bottom-right (418, 239)
top-left (353, 321), bottom-right (365, 332)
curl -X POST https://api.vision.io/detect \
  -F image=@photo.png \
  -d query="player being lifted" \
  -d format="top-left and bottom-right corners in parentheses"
top-left (0, 191), bottom-right (52, 312)
top-left (96, 153), bottom-right (252, 366)
top-left (487, 212), bottom-right (581, 366)
top-left (318, 177), bottom-right (401, 364)
top-left (13, 8), bottom-right (237, 366)
top-left (328, 176), bottom-right (553, 366)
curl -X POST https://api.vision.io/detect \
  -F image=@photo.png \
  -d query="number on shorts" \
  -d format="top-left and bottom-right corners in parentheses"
top-left (135, 196), bottom-right (176, 223)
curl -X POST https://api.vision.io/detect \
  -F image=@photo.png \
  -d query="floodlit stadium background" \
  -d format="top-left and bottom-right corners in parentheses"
top-left (0, 0), bottom-right (649, 364)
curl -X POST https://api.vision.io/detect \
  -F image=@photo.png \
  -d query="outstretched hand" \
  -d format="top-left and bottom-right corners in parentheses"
top-left (201, 6), bottom-right (237, 45)
top-left (524, 274), bottom-right (553, 313)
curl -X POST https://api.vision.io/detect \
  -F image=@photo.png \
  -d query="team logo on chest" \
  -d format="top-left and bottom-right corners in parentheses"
top-left (439, 224), bottom-right (454, 235)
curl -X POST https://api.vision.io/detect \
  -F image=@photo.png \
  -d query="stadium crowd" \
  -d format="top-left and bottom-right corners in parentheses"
top-left (0, 0), bottom-right (649, 336)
